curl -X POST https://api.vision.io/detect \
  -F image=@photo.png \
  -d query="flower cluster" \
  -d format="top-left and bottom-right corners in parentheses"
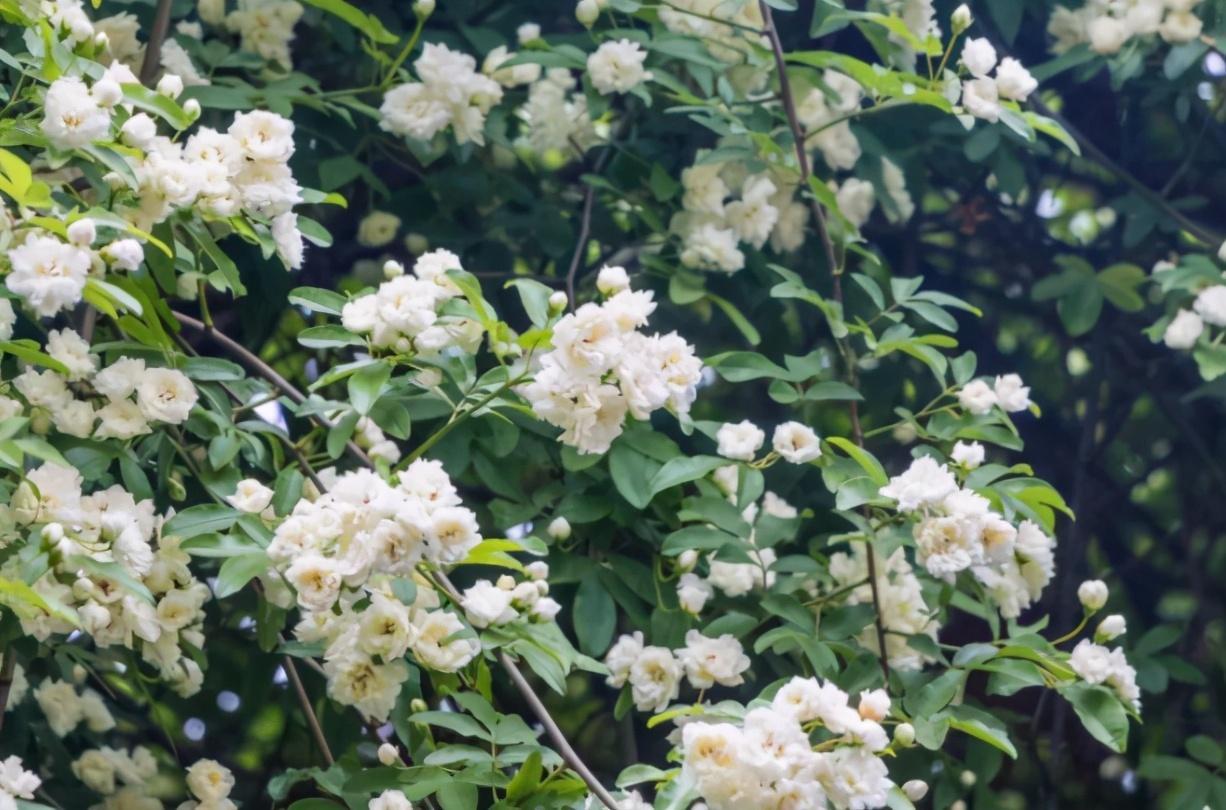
top-left (9, 465), bottom-right (212, 696)
top-left (38, 67), bottom-right (306, 267)
top-left (604, 629), bottom-right (750, 712)
top-left (514, 68), bottom-right (601, 158)
top-left (222, 0), bottom-right (305, 70)
top-left (655, 0), bottom-right (766, 63)
top-left (380, 42), bottom-right (505, 146)
top-left (71, 745), bottom-right (158, 799)
top-left (680, 678), bottom-right (895, 810)
top-left (33, 678), bottom-right (115, 737)
top-left (7, 329), bottom-right (199, 440)
top-left (673, 159), bottom-right (790, 271)
top-left (1161, 281), bottom-right (1226, 350)
top-left (957, 37), bottom-right (1039, 124)
top-left (716, 419), bottom-right (822, 464)
top-left (268, 462), bottom-right (484, 719)
top-left (879, 454), bottom-right (1057, 619)
top-left (460, 562), bottom-right (562, 628)
top-left (5, 224), bottom-right (141, 318)
top-left (586, 39), bottom-right (652, 95)
top-left (1069, 639), bottom-right (1142, 710)
top-left (339, 252), bottom-right (484, 355)
top-left (956, 373), bottom-right (1032, 415)
top-left (519, 268), bottom-right (703, 454)
top-left (1049, 0), bottom-right (1204, 55)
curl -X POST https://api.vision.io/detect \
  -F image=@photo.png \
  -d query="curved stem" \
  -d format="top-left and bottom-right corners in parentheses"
top-left (283, 654), bottom-right (336, 766)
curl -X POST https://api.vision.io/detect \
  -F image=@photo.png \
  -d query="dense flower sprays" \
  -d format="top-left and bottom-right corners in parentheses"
top-left (520, 267), bottom-right (704, 454)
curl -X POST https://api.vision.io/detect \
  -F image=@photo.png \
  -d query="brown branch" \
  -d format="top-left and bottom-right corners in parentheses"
top-left (565, 186), bottom-right (596, 309)
top-left (0, 646), bottom-right (15, 737)
top-left (172, 312), bottom-right (620, 807)
top-left (139, 0), bottom-right (175, 85)
top-left (759, 0), bottom-right (890, 683)
top-left (283, 654), bottom-right (336, 767)
top-left (172, 311), bottom-right (374, 468)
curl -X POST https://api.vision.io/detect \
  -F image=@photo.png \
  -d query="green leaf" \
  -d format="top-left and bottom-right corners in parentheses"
top-left (1097, 263), bottom-right (1146, 312)
top-left (574, 573), bottom-right (616, 656)
top-left (299, 325), bottom-right (365, 349)
top-left (299, 0), bottom-right (398, 43)
top-left (164, 504), bottom-right (241, 539)
top-left (505, 278), bottom-right (555, 328)
top-left (1062, 682), bottom-right (1130, 753)
top-left (609, 441), bottom-right (659, 508)
top-left (348, 361), bottom-right (391, 415)
top-left (289, 286), bottom-right (347, 315)
top-left (707, 293), bottom-right (762, 346)
top-left (826, 437), bottom-right (888, 485)
top-left (904, 669), bottom-right (964, 717)
top-left (660, 525), bottom-right (738, 555)
top-left (948, 705), bottom-right (1018, 759)
top-left (119, 83), bottom-right (192, 129)
top-left (214, 551), bottom-right (270, 599)
top-left (67, 556), bottom-right (155, 605)
top-left (649, 455), bottom-right (726, 496)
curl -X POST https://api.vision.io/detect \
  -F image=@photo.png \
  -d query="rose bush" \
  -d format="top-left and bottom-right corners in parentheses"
top-left (0, 0), bottom-right (1223, 808)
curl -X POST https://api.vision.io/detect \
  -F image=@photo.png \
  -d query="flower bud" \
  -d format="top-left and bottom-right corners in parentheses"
top-left (168, 473), bottom-right (187, 501)
top-left (547, 516), bottom-right (571, 541)
top-left (405, 232), bottom-right (429, 255)
top-left (496, 574), bottom-right (516, 591)
top-left (1077, 579), bottom-right (1109, 611)
top-left (416, 368), bottom-right (443, 388)
top-left (377, 742), bottom-right (399, 766)
top-left (525, 561), bottom-right (550, 581)
top-left (960, 770), bottom-right (977, 787)
top-left (410, 698), bottom-right (428, 713)
top-left (951, 4), bottom-right (973, 34)
top-left (1095, 614), bottom-right (1127, 642)
top-left (903, 780), bottom-right (929, 801)
top-left (92, 77), bottom-right (123, 108)
top-left (41, 522), bottom-right (65, 543)
top-left (575, 0), bottom-right (600, 27)
top-left (413, 0), bottom-right (435, 17)
top-left (893, 722), bottom-right (915, 747)
top-left (548, 290), bottom-right (568, 311)
top-left (156, 73), bottom-right (184, 99)
top-left (67, 218), bottom-right (96, 247)
top-left (183, 98), bottom-right (202, 119)
top-left (383, 259), bottom-right (405, 279)
top-left (94, 32), bottom-right (110, 50)
top-left (678, 549), bottom-right (699, 572)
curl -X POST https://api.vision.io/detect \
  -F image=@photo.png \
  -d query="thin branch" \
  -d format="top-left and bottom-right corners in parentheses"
top-left (172, 314), bottom-right (620, 807)
top-left (759, 0), bottom-right (890, 683)
top-left (139, 0), bottom-right (175, 85)
top-left (283, 654), bottom-right (336, 767)
top-left (565, 186), bottom-right (597, 309)
top-left (172, 311), bottom-right (374, 468)
top-left (0, 645), bottom-right (15, 737)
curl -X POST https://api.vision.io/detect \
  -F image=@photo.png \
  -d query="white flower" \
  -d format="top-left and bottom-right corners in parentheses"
top-left (1193, 285), bottom-right (1226, 327)
top-left (903, 779), bottom-right (929, 801)
top-left (858, 688), bottom-right (891, 722)
top-left (597, 265), bottom-right (631, 296)
top-left (961, 76), bottom-right (1001, 123)
top-left (1159, 10), bottom-right (1202, 43)
top-left (66, 218), bottom-right (96, 247)
top-left (680, 223), bottom-right (744, 273)
top-left (228, 110), bottom-right (296, 163)
top-left (272, 212), bottom-right (305, 270)
top-left (678, 630), bottom-right (750, 688)
top-left (993, 373), bottom-right (1031, 412)
top-left (376, 743), bottom-right (399, 767)
top-left (185, 759), bottom-right (234, 802)
top-left (369, 789), bottom-right (414, 810)
top-left (1069, 638), bottom-right (1114, 683)
top-left (324, 653), bottom-right (408, 721)
top-left (958, 379), bottom-right (998, 414)
top-left (879, 456), bottom-right (958, 512)
top-left (102, 239), bottom-right (145, 271)
top-left (815, 747), bottom-right (891, 810)
top-left (136, 368), bottom-right (198, 424)
top-left (835, 176), bottom-right (875, 228)
top-left (1077, 579), bottom-right (1109, 611)
top-left (461, 579), bottom-right (518, 628)
top-left (995, 57), bottom-right (1037, 101)
top-left (46, 328), bottom-right (97, 381)
top-left (961, 38), bottom-right (998, 77)
top-left (677, 572), bottom-right (713, 614)
top-left (517, 22), bottom-right (541, 43)
top-left (951, 440), bottom-right (984, 468)
top-left (41, 76), bottom-right (111, 149)
top-left (120, 113), bottom-right (158, 149)
top-left (286, 554), bottom-right (343, 611)
top-left (532, 596), bottom-right (562, 621)
top-left (94, 358), bottom-right (147, 401)
top-left (0, 756), bottom-right (40, 800)
top-left (725, 174), bottom-right (779, 248)
top-left (1088, 16), bottom-right (1129, 54)
top-left (1163, 309), bottom-right (1204, 349)
top-left (411, 610), bottom-right (479, 672)
top-left (604, 632), bottom-right (644, 687)
top-left (156, 73), bottom-right (184, 99)
top-left (227, 479), bottom-right (274, 513)
top-left (6, 235), bottom-right (91, 317)
top-left (628, 646), bottom-right (682, 712)
top-left (1096, 614), bottom-right (1127, 642)
top-left (716, 420), bottom-right (764, 461)
top-left (772, 421), bottom-right (822, 463)
top-left (587, 39), bottom-right (651, 95)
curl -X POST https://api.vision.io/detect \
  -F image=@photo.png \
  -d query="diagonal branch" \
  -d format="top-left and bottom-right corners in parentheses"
top-left (283, 655), bottom-right (336, 766)
top-left (759, 0), bottom-right (891, 683)
top-left (0, 645), bottom-right (16, 737)
top-left (139, 0), bottom-right (175, 85)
